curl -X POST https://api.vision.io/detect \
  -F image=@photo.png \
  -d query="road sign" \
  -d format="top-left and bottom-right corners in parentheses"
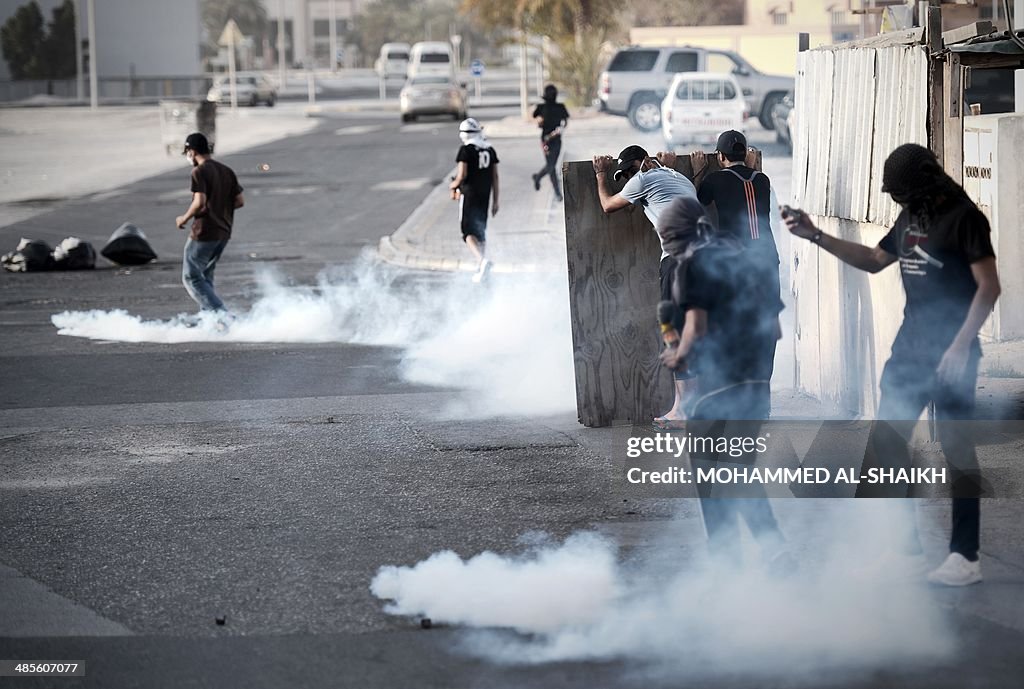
top-left (218, 19), bottom-right (245, 47)
top-left (470, 60), bottom-right (485, 78)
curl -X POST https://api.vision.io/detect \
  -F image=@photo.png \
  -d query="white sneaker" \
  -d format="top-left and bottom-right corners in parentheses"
top-left (471, 258), bottom-right (493, 283)
top-left (927, 553), bottom-right (982, 587)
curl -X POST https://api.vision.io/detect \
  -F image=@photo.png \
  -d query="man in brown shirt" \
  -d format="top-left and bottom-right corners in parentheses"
top-left (175, 132), bottom-right (244, 312)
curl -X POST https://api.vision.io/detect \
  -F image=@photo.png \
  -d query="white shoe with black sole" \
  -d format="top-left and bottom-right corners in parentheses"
top-left (927, 553), bottom-right (982, 586)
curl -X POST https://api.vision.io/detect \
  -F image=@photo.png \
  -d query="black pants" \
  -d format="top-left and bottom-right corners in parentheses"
top-left (688, 381), bottom-right (783, 564)
top-left (857, 341), bottom-right (982, 560)
top-left (534, 136), bottom-right (562, 197)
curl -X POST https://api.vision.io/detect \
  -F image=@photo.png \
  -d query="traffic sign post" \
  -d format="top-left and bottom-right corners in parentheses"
top-left (218, 19), bottom-right (245, 113)
top-left (470, 59), bottom-right (484, 101)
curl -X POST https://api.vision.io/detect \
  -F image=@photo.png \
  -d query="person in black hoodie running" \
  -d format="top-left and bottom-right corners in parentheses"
top-left (531, 84), bottom-right (569, 202)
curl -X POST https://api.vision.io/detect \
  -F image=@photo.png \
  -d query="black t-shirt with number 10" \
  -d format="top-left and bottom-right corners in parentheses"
top-left (456, 143), bottom-right (499, 204)
top-left (878, 198), bottom-right (995, 354)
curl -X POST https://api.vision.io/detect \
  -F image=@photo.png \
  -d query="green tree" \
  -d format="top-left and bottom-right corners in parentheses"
top-left (42, 0), bottom-right (77, 79)
top-left (461, 0), bottom-right (620, 104)
top-left (354, 0), bottom-right (490, 69)
top-left (1, 0), bottom-right (45, 79)
top-left (200, 0), bottom-right (268, 58)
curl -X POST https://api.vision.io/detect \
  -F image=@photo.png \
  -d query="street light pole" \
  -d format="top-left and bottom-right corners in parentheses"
top-left (519, 29), bottom-right (529, 119)
top-left (328, 0), bottom-right (338, 72)
top-left (73, 0), bottom-right (83, 101)
top-left (86, 0), bottom-right (97, 109)
top-left (277, 0), bottom-right (286, 90)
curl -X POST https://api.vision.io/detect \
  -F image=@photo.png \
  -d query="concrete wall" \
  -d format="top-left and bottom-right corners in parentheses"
top-left (789, 215), bottom-right (904, 416)
top-left (964, 113), bottom-right (1024, 341)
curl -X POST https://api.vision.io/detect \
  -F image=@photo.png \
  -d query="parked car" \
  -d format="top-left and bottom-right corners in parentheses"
top-left (597, 46), bottom-right (793, 132)
top-left (771, 91), bottom-right (794, 153)
top-left (207, 75), bottom-right (276, 107)
top-left (407, 41), bottom-right (454, 79)
top-left (399, 75), bottom-right (467, 122)
top-left (376, 42), bottom-right (410, 79)
top-left (662, 73), bottom-right (747, 150)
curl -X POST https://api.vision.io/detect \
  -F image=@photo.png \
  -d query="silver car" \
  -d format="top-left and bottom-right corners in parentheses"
top-left (207, 75), bottom-right (277, 107)
top-left (399, 76), bottom-right (467, 123)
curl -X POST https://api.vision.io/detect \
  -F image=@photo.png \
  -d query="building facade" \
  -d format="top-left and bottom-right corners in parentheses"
top-left (630, 0), bottom-right (1010, 77)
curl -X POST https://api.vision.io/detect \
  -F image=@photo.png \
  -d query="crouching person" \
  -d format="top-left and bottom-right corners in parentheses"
top-left (657, 196), bottom-right (791, 571)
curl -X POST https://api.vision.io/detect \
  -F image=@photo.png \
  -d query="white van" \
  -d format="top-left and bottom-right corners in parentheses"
top-left (407, 41), bottom-right (454, 79)
top-left (376, 42), bottom-right (410, 79)
top-left (661, 72), bottom-right (748, 150)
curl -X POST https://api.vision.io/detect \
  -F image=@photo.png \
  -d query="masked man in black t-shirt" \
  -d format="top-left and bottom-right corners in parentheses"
top-left (785, 143), bottom-right (1001, 586)
top-left (531, 84), bottom-right (569, 202)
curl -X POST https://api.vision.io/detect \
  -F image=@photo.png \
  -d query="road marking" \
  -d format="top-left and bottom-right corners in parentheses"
top-left (264, 186), bottom-right (321, 195)
top-left (400, 123), bottom-right (446, 133)
top-left (371, 178), bottom-right (431, 191)
top-left (0, 563), bottom-right (132, 637)
top-left (335, 125), bottom-right (385, 136)
top-left (89, 189), bottom-right (128, 202)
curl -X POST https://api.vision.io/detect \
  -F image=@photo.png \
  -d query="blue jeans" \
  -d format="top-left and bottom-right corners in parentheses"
top-left (182, 238), bottom-right (228, 311)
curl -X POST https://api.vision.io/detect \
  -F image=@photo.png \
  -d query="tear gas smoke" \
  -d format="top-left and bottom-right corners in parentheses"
top-left (371, 500), bottom-right (953, 678)
top-left (50, 254), bottom-right (576, 418)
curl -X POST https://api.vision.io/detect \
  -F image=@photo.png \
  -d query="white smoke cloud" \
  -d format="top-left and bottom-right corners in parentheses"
top-left (371, 500), bottom-right (954, 678)
top-left (371, 532), bottom-right (621, 634)
top-left (50, 254), bottom-right (576, 418)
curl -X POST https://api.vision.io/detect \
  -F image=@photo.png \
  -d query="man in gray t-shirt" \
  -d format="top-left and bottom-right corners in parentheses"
top-left (593, 145), bottom-right (697, 259)
top-left (592, 145), bottom-right (700, 429)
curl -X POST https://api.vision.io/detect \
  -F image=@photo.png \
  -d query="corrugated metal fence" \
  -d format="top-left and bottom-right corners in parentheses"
top-left (792, 45), bottom-right (928, 225)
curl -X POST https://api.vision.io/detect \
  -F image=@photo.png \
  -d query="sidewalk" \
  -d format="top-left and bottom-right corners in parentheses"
top-left (377, 120), bottom-right (569, 274)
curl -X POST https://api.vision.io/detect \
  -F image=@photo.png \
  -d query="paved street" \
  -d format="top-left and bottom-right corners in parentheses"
top-left (1, 105), bottom-right (1023, 688)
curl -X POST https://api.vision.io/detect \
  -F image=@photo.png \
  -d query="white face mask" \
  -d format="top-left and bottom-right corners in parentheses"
top-left (185, 152), bottom-right (196, 167)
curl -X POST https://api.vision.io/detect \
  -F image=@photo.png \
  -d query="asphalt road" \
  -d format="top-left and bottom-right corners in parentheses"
top-left (2, 110), bottom-right (1023, 689)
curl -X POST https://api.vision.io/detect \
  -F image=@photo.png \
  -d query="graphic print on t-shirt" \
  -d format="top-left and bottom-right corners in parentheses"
top-left (896, 223), bottom-right (944, 276)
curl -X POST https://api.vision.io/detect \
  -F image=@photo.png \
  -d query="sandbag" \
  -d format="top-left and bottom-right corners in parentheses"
top-left (2, 238), bottom-right (54, 272)
top-left (101, 223), bottom-right (157, 265)
top-left (51, 237), bottom-right (96, 270)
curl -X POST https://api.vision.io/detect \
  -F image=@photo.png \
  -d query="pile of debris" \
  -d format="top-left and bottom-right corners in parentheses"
top-left (2, 223), bottom-right (158, 273)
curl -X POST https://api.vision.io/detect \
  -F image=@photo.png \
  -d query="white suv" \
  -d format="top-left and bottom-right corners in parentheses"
top-left (597, 46), bottom-right (792, 132)
top-left (662, 73), bottom-right (747, 150)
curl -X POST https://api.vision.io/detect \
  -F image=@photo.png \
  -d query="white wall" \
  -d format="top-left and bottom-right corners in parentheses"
top-left (0, 0), bottom-right (201, 80)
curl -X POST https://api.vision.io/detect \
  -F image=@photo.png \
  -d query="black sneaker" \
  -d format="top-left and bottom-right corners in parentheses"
top-left (532, 174), bottom-right (541, 191)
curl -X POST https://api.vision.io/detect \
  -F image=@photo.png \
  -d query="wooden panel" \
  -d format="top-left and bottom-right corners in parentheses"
top-left (943, 53), bottom-right (964, 184)
top-left (563, 161), bottom-right (669, 427)
top-left (562, 154), bottom-right (754, 427)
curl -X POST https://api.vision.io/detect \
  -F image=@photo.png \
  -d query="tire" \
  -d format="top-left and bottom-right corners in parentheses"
top-left (265, 95), bottom-right (275, 107)
top-left (759, 93), bottom-right (784, 130)
top-left (249, 94), bottom-right (258, 107)
top-left (401, 113), bottom-right (413, 123)
top-left (628, 97), bottom-right (662, 133)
